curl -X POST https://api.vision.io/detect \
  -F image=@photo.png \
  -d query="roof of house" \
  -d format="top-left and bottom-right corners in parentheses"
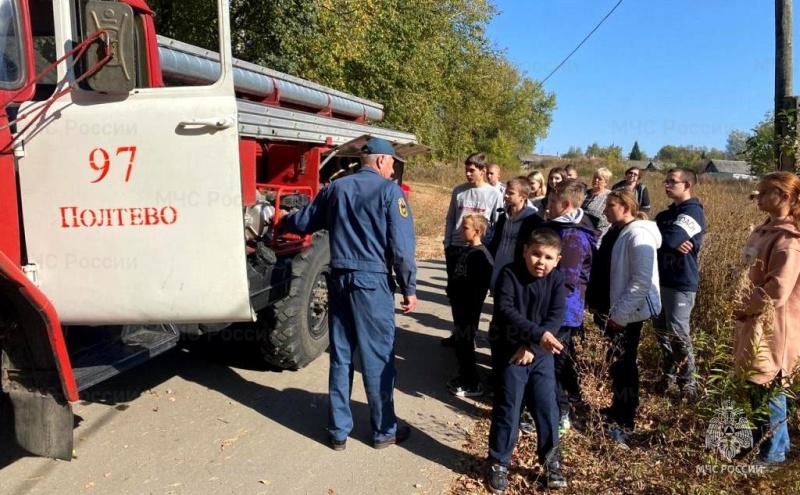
top-left (626, 160), bottom-right (651, 169)
top-left (704, 159), bottom-right (752, 175)
top-left (519, 153), bottom-right (560, 163)
top-left (645, 161), bottom-right (674, 170)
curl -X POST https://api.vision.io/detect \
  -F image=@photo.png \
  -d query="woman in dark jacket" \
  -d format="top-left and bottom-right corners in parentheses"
top-left (611, 167), bottom-right (650, 212)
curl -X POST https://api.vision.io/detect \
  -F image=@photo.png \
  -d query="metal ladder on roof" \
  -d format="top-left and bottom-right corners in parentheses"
top-left (158, 36), bottom-right (418, 147)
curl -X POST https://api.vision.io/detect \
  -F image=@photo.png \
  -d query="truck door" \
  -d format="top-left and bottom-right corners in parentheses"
top-left (14, 1), bottom-right (252, 324)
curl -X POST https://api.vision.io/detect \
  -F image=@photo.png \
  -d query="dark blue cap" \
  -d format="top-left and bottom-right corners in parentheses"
top-left (362, 138), bottom-right (404, 162)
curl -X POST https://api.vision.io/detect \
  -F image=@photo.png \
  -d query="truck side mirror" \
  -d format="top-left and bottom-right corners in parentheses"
top-left (82, 0), bottom-right (135, 94)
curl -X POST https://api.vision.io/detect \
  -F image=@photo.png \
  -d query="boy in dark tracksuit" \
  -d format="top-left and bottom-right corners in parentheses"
top-left (446, 214), bottom-right (493, 397)
top-left (654, 167), bottom-right (705, 401)
top-left (543, 180), bottom-right (599, 431)
top-left (487, 229), bottom-right (567, 493)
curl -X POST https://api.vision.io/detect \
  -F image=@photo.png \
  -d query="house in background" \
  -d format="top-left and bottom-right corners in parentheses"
top-left (645, 160), bottom-right (674, 172)
top-left (702, 159), bottom-right (755, 180)
top-left (622, 159), bottom-right (673, 172)
top-left (625, 160), bottom-right (651, 171)
top-left (519, 153), bottom-right (560, 169)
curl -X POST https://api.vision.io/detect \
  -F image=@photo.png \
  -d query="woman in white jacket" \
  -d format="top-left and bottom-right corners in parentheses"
top-left (586, 190), bottom-right (662, 446)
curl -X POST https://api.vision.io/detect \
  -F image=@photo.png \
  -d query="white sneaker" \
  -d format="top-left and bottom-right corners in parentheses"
top-left (519, 422), bottom-right (536, 436)
top-left (558, 413), bottom-right (571, 436)
top-left (449, 383), bottom-right (484, 398)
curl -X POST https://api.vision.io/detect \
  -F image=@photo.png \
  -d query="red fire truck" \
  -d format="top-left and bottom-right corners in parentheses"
top-left (0, 0), bottom-right (423, 459)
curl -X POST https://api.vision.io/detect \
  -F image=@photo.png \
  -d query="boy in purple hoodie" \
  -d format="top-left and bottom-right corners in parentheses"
top-left (543, 179), bottom-right (599, 433)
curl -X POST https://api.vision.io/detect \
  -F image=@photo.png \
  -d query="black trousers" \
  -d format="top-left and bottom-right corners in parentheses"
top-left (553, 325), bottom-right (582, 416)
top-left (444, 245), bottom-right (463, 281)
top-left (601, 318), bottom-right (644, 429)
top-left (488, 342), bottom-right (560, 466)
top-left (450, 299), bottom-right (482, 387)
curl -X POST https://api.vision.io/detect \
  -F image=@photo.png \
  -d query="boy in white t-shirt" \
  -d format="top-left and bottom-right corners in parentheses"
top-left (442, 152), bottom-right (503, 347)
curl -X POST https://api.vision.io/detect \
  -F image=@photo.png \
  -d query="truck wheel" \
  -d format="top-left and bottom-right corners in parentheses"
top-left (260, 231), bottom-right (330, 369)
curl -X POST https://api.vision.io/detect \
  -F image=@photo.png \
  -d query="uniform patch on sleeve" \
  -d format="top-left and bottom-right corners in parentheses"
top-left (674, 213), bottom-right (702, 237)
top-left (398, 198), bottom-right (409, 218)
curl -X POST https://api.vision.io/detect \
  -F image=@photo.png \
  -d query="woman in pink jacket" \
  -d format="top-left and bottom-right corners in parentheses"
top-left (734, 171), bottom-right (800, 465)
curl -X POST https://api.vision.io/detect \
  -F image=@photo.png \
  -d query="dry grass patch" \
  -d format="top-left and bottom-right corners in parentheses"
top-left (453, 327), bottom-right (800, 495)
top-left (408, 181), bottom-right (452, 260)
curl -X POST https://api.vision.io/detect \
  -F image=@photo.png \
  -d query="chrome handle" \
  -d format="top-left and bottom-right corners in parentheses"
top-left (179, 117), bottom-right (233, 129)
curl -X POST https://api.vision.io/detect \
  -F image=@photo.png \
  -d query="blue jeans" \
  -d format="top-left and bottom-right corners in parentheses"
top-left (327, 270), bottom-right (398, 442)
top-left (751, 386), bottom-right (791, 463)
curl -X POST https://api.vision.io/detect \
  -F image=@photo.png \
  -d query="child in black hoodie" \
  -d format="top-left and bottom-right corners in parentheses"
top-left (446, 214), bottom-right (493, 397)
top-left (486, 228), bottom-right (567, 493)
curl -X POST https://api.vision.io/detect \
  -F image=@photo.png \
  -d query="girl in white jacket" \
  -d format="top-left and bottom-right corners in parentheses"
top-left (586, 190), bottom-right (662, 447)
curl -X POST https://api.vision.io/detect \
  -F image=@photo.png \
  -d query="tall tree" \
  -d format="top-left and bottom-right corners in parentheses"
top-left (148, 0), bottom-right (557, 164)
top-left (656, 144), bottom-right (724, 169)
top-left (745, 112), bottom-right (776, 176)
top-left (148, 0), bottom-right (318, 73)
top-left (586, 142), bottom-right (621, 162)
top-left (725, 130), bottom-right (750, 159)
top-left (628, 141), bottom-right (643, 161)
top-left (585, 142), bottom-right (602, 157)
top-left (562, 146), bottom-right (583, 158)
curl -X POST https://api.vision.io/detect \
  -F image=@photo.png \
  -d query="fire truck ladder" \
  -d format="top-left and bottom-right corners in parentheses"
top-left (158, 37), bottom-right (418, 147)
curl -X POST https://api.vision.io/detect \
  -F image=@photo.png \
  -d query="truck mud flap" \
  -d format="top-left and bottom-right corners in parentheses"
top-left (8, 388), bottom-right (73, 460)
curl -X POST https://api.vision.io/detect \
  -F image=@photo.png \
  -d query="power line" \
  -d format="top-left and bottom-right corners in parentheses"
top-left (541, 0), bottom-right (623, 85)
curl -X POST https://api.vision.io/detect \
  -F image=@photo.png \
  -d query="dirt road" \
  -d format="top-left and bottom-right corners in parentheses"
top-left (1, 259), bottom-right (490, 495)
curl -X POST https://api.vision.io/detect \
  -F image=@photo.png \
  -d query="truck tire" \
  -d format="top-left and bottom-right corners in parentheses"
top-left (260, 231), bottom-right (330, 369)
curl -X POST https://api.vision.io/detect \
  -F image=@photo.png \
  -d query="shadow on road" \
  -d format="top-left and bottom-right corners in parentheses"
top-left (0, 393), bottom-right (28, 469)
top-left (0, 257), bottom-right (484, 477)
top-left (175, 334), bottom-right (480, 476)
top-left (0, 328), bottom-right (480, 477)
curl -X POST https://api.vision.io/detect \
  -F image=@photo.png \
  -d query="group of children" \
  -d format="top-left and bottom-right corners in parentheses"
top-left (441, 154), bottom-right (707, 493)
top-left (442, 153), bottom-right (598, 492)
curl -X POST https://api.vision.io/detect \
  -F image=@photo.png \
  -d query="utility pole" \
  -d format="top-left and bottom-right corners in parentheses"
top-left (776, 0), bottom-right (798, 171)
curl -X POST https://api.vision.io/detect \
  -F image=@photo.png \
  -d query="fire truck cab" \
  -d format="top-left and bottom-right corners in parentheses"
top-left (0, 0), bottom-right (422, 459)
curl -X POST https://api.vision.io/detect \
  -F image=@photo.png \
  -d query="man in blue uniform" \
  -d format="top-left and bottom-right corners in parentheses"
top-left (281, 138), bottom-right (418, 450)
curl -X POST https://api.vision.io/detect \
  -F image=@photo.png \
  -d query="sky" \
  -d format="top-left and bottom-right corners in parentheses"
top-left (486, 0), bottom-right (784, 158)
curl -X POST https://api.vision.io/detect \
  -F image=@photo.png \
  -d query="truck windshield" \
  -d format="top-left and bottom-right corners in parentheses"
top-left (0, 0), bottom-right (24, 90)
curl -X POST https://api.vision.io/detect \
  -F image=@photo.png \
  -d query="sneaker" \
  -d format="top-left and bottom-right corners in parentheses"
top-left (449, 383), bottom-right (484, 398)
top-left (373, 425), bottom-right (411, 449)
top-left (655, 376), bottom-right (678, 397)
top-left (519, 422), bottom-right (535, 436)
top-left (605, 425), bottom-right (631, 449)
top-left (486, 464), bottom-right (508, 494)
top-left (446, 376), bottom-right (462, 389)
top-left (545, 461), bottom-right (567, 489)
top-left (440, 336), bottom-right (455, 348)
top-left (568, 396), bottom-right (587, 410)
top-left (328, 434), bottom-right (347, 451)
top-left (682, 388), bottom-right (699, 405)
top-left (753, 456), bottom-right (784, 473)
top-left (558, 413), bottom-right (571, 436)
